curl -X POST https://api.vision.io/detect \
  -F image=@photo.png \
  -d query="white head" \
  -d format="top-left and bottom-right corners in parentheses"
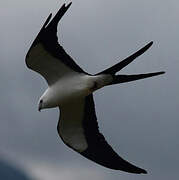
top-left (38, 90), bottom-right (52, 111)
top-left (38, 97), bottom-right (47, 111)
top-left (38, 88), bottom-right (59, 111)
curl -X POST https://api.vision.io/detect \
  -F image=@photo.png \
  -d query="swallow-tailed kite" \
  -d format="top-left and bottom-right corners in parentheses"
top-left (25, 2), bottom-right (164, 174)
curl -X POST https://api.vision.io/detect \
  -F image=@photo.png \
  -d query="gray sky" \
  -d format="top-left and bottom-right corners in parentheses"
top-left (1, 0), bottom-right (179, 179)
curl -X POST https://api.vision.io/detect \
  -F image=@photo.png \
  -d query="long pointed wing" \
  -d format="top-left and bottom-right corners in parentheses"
top-left (25, 3), bottom-right (86, 85)
top-left (57, 95), bottom-right (147, 174)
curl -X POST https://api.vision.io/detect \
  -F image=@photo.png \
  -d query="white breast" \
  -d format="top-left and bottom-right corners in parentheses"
top-left (40, 73), bottom-right (112, 109)
top-left (41, 73), bottom-right (93, 108)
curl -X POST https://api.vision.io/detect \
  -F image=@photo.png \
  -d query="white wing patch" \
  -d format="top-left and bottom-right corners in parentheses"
top-left (26, 43), bottom-right (77, 85)
top-left (58, 98), bottom-right (88, 152)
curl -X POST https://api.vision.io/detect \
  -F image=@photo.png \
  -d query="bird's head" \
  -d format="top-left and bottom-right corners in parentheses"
top-left (38, 90), bottom-right (56, 111)
top-left (38, 95), bottom-right (49, 111)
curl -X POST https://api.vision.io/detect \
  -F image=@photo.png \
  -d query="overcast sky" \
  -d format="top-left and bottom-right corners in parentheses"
top-left (1, 0), bottom-right (179, 179)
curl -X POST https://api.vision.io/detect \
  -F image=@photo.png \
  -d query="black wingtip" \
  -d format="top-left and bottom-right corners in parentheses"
top-left (139, 168), bottom-right (147, 174)
top-left (49, 2), bottom-right (72, 24)
top-left (46, 2), bottom-right (72, 29)
top-left (67, 2), bottom-right (72, 8)
top-left (126, 165), bottom-right (147, 174)
top-left (63, 2), bottom-right (72, 10)
top-left (43, 13), bottom-right (52, 28)
top-left (27, 13), bottom-right (53, 49)
top-left (132, 168), bottom-right (147, 174)
top-left (117, 164), bottom-right (148, 174)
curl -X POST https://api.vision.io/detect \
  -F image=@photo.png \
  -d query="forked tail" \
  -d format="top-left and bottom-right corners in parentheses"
top-left (96, 42), bottom-right (165, 85)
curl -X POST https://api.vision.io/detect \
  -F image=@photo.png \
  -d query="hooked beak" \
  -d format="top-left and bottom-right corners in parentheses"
top-left (38, 105), bottom-right (41, 112)
top-left (38, 101), bottom-right (42, 112)
top-left (38, 106), bottom-right (41, 112)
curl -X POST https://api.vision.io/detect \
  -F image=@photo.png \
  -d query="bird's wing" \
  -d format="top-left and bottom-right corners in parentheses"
top-left (57, 94), bottom-right (147, 174)
top-left (25, 3), bottom-right (86, 85)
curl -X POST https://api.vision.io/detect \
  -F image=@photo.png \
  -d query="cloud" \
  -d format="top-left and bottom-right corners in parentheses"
top-left (0, 158), bottom-right (33, 180)
top-left (25, 160), bottom-right (108, 180)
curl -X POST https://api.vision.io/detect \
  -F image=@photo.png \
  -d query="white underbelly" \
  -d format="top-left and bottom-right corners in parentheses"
top-left (45, 74), bottom-right (93, 107)
top-left (41, 73), bottom-right (112, 108)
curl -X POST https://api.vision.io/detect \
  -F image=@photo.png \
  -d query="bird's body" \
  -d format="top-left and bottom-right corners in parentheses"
top-left (26, 2), bottom-right (165, 174)
top-left (39, 73), bottom-right (112, 108)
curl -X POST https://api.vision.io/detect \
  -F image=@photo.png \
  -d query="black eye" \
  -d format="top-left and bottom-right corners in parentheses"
top-left (40, 100), bottom-right (43, 104)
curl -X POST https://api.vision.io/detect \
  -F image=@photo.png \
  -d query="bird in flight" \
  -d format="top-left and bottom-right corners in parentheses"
top-left (26, 2), bottom-right (164, 174)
